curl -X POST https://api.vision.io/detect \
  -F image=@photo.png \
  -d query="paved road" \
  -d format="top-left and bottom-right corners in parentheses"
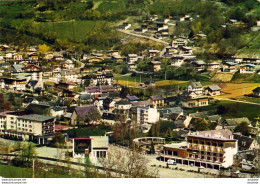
top-left (117, 29), bottom-right (169, 46)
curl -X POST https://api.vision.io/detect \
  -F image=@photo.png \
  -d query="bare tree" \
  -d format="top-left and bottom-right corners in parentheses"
top-left (99, 146), bottom-right (159, 178)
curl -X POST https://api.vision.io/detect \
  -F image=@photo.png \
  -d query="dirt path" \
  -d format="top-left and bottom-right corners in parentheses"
top-left (214, 97), bottom-right (260, 106)
top-left (117, 29), bottom-right (169, 45)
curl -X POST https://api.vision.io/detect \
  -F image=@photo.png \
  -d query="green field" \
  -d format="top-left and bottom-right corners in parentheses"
top-left (42, 20), bottom-right (102, 42)
top-left (237, 96), bottom-right (260, 104)
top-left (231, 72), bottom-right (260, 83)
top-left (0, 164), bottom-right (70, 178)
top-left (185, 100), bottom-right (260, 121)
top-left (97, 0), bottom-right (126, 12)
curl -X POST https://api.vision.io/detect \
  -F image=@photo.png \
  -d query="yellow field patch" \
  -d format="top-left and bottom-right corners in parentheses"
top-left (218, 83), bottom-right (259, 98)
top-left (116, 80), bottom-right (140, 87)
top-left (155, 80), bottom-right (187, 87)
top-left (92, 1), bottom-right (102, 9)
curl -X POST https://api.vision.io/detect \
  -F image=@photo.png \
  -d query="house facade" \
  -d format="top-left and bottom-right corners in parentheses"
top-left (187, 82), bottom-right (203, 95)
top-left (205, 85), bottom-right (221, 96)
top-left (181, 97), bottom-right (209, 108)
top-left (149, 95), bottom-right (164, 107)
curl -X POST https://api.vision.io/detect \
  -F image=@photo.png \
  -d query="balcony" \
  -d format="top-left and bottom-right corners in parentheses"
top-left (219, 148), bottom-right (224, 153)
top-left (188, 144), bottom-right (192, 149)
top-left (199, 145), bottom-right (204, 151)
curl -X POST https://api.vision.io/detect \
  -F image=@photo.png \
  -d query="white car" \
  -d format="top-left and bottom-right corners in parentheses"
top-left (167, 159), bottom-right (177, 165)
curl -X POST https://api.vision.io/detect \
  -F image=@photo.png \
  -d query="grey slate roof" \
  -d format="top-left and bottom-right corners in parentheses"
top-left (18, 114), bottom-right (54, 122)
top-left (207, 85), bottom-right (221, 91)
top-left (224, 117), bottom-right (250, 126)
top-left (189, 129), bottom-right (234, 140)
top-left (233, 134), bottom-right (255, 150)
top-left (75, 106), bottom-right (97, 119)
top-left (159, 107), bottom-right (183, 115)
top-left (13, 64), bottom-right (23, 72)
top-left (193, 60), bottom-right (205, 65)
top-left (150, 95), bottom-right (164, 101)
top-left (253, 87), bottom-right (260, 93)
top-left (131, 101), bottom-right (153, 107)
top-left (190, 82), bottom-right (202, 88)
top-left (207, 115), bottom-right (221, 122)
top-left (79, 94), bottom-right (92, 100)
top-left (115, 99), bottom-right (131, 105)
top-left (127, 95), bottom-right (139, 101)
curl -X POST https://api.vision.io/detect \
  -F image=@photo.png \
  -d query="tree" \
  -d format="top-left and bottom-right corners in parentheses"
top-left (38, 44), bottom-right (51, 54)
top-left (52, 132), bottom-right (65, 148)
top-left (150, 141), bottom-right (155, 154)
top-left (84, 108), bottom-right (101, 125)
top-left (234, 122), bottom-right (250, 136)
top-left (99, 147), bottom-right (158, 178)
top-left (192, 119), bottom-right (209, 131)
top-left (8, 93), bottom-right (16, 106)
top-left (121, 64), bottom-right (129, 74)
top-left (148, 121), bottom-right (160, 137)
top-left (16, 142), bottom-right (37, 168)
top-left (217, 105), bottom-right (230, 115)
top-left (165, 127), bottom-right (173, 142)
top-left (120, 86), bottom-right (130, 98)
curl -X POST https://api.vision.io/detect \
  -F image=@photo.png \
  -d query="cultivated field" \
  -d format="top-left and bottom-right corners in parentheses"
top-left (155, 80), bottom-right (188, 87)
top-left (42, 20), bottom-right (101, 42)
top-left (218, 83), bottom-right (260, 98)
top-left (211, 73), bottom-right (234, 82)
top-left (115, 78), bottom-right (189, 88)
top-left (116, 80), bottom-right (140, 87)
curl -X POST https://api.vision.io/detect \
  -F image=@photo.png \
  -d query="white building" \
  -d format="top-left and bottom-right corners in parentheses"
top-left (137, 107), bottom-right (160, 133)
top-left (159, 129), bottom-right (238, 170)
top-left (127, 54), bottom-right (138, 64)
top-left (0, 111), bottom-right (55, 144)
top-left (187, 82), bottom-right (203, 95)
top-left (72, 136), bottom-right (109, 164)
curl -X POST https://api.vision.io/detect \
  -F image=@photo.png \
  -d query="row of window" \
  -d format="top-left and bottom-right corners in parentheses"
top-left (188, 141), bottom-right (223, 147)
top-left (18, 128), bottom-right (32, 132)
top-left (18, 124), bottom-right (32, 128)
top-left (96, 151), bottom-right (107, 158)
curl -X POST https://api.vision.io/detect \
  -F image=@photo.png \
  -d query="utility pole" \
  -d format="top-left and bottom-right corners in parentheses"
top-left (32, 158), bottom-right (35, 178)
top-left (165, 70), bottom-right (166, 80)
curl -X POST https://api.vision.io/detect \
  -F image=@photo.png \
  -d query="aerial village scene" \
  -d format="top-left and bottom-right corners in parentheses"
top-left (0, 0), bottom-right (259, 179)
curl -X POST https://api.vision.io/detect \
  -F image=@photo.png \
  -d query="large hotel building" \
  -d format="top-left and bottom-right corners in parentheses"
top-left (0, 111), bottom-right (55, 144)
top-left (159, 129), bottom-right (238, 170)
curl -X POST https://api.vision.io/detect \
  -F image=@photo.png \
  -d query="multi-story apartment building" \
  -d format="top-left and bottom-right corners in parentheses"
top-left (0, 77), bottom-right (27, 91)
top-left (137, 107), bottom-right (160, 133)
top-left (0, 111), bottom-right (55, 144)
top-left (159, 130), bottom-right (238, 170)
top-left (114, 100), bottom-right (132, 122)
top-left (82, 73), bottom-right (113, 86)
top-left (137, 107), bottom-right (160, 125)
